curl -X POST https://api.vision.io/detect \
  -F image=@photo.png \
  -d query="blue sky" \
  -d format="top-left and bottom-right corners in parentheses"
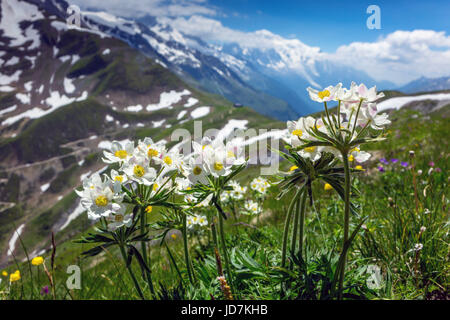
top-left (210, 0), bottom-right (450, 52)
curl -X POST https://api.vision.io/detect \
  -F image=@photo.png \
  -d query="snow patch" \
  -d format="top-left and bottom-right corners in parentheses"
top-left (40, 183), bottom-right (50, 192)
top-left (146, 89), bottom-right (191, 111)
top-left (64, 78), bottom-right (76, 94)
top-left (7, 224), bottom-right (25, 256)
top-left (377, 93), bottom-right (450, 112)
top-left (177, 110), bottom-right (187, 120)
top-left (191, 106), bottom-right (210, 119)
top-left (184, 97), bottom-right (198, 107)
top-left (152, 119), bottom-right (166, 128)
top-left (126, 104), bottom-right (143, 112)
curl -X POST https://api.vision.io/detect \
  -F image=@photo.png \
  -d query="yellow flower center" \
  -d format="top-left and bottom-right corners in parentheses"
top-left (351, 147), bottom-right (360, 153)
top-left (304, 146), bottom-right (316, 153)
top-left (318, 90), bottom-right (330, 100)
top-left (147, 148), bottom-right (159, 157)
top-left (289, 165), bottom-right (299, 171)
top-left (163, 156), bottom-right (172, 165)
top-left (145, 205), bottom-right (153, 213)
top-left (193, 166), bottom-right (202, 175)
top-left (114, 176), bottom-right (123, 183)
top-left (114, 214), bottom-right (124, 222)
top-left (324, 183), bottom-right (333, 191)
top-left (133, 165), bottom-right (145, 177)
top-left (95, 195), bottom-right (108, 207)
top-left (348, 155), bottom-right (354, 162)
top-left (214, 162), bottom-right (224, 171)
top-left (355, 165), bottom-right (364, 171)
top-left (227, 151), bottom-right (235, 158)
top-left (171, 234), bottom-right (177, 240)
top-left (153, 183), bottom-right (159, 191)
top-left (292, 129), bottom-right (303, 137)
top-left (114, 150), bottom-right (128, 159)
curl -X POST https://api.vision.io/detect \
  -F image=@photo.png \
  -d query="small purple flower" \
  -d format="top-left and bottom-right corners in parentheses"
top-left (391, 158), bottom-right (399, 164)
top-left (435, 167), bottom-right (442, 173)
top-left (380, 158), bottom-right (389, 165)
top-left (40, 285), bottom-right (49, 295)
top-left (378, 166), bottom-right (385, 172)
top-left (428, 161), bottom-right (435, 167)
top-left (401, 162), bottom-right (408, 167)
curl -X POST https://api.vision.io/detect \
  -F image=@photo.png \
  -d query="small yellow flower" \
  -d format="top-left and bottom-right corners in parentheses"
top-left (1, 270), bottom-right (8, 277)
top-left (10, 270), bottom-right (20, 282)
top-left (171, 234), bottom-right (177, 240)
top-left (289, 165), bottom-right (298, 172)
top-left (317, 89), bottom-right (330, 100)
top-left (324, 183), bottom-right (333, 191)
top-left (145, 205), bottom-right (153, 213)
top-left (355, 165), bottom-right (364, 171)
top-left (348, 154), bottom-right (354, 162)
top-left (31, 256), bottom-right (44, 266)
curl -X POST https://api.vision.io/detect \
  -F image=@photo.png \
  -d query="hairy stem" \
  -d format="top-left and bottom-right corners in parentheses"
top-left (281, 189), bottom-right (301, 268)
top-left (338, 151), bottom-right (351, 299)
top-left (182, 214), bottom-right (194, 285)
top-left (298, 192), bottom-right (308, 259)
top-left (140, 208), bottom-right (155, 297)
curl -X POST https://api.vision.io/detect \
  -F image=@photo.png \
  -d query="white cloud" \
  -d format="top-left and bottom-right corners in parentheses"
top-left (328, 30), bottom-right (450, 84)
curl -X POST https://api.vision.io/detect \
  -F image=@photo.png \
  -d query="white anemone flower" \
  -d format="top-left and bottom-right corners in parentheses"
top-left (122, 156), bottom-right (156, 186)
top-left (175, 177), bottom-right (191, 194)
top-left (184, 155), bottom-right (209, 185)
top-left (354, 83), bottom-right (385, 102)
top-left (348, 147), bottom-right (371, 163)
top-left (76, 173), bottom-right (123, 220)
top-left (358, 103), bottom-right (391, 129)
top-left (243, 200), bottom-right (261, 215)
top-left (203, 144), bottom-right (233, 178)
top-left (250, 177), bottom-right (270, 195)
top-left (106, 205), bottom-right (133, 231)
top-left (307, 83), bottom-right (342, 102)
top-left (187, 214), bottom-right (207, 230)
top-left (102, 140), bottom-right (134, 164)
top-left (136, 137), bottom-right (167, 162)
top-left (109, 169), bottom-right (127, 192)
top-left (156, 150), bottom-right (184, 171)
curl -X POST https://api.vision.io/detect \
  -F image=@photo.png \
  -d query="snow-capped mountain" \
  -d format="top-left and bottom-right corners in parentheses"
top-left (398, 76), bottom-right (450, 94)
top-left (68, 7), bottom-right (395, 117)
top-left (74, 10), bottom-right (299, 120)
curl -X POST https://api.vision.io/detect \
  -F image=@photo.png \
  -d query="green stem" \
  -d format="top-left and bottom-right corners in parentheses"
top-left (182, 214), bottom-right (194, 285)
top-left (281, 189), bottom-right (301, 268)
top-left (290, 196), bottom-right (301, 269)
top-left (140, 208), bottom-right (155, 297)
top-left (298, 192), bottom-right (307, 259)
top-left (119, 245), bottom-right (145, 300)
top-left (217, 211), bottom-right (234, 291)
top-left (338, 151), bottom-right (351, 299)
